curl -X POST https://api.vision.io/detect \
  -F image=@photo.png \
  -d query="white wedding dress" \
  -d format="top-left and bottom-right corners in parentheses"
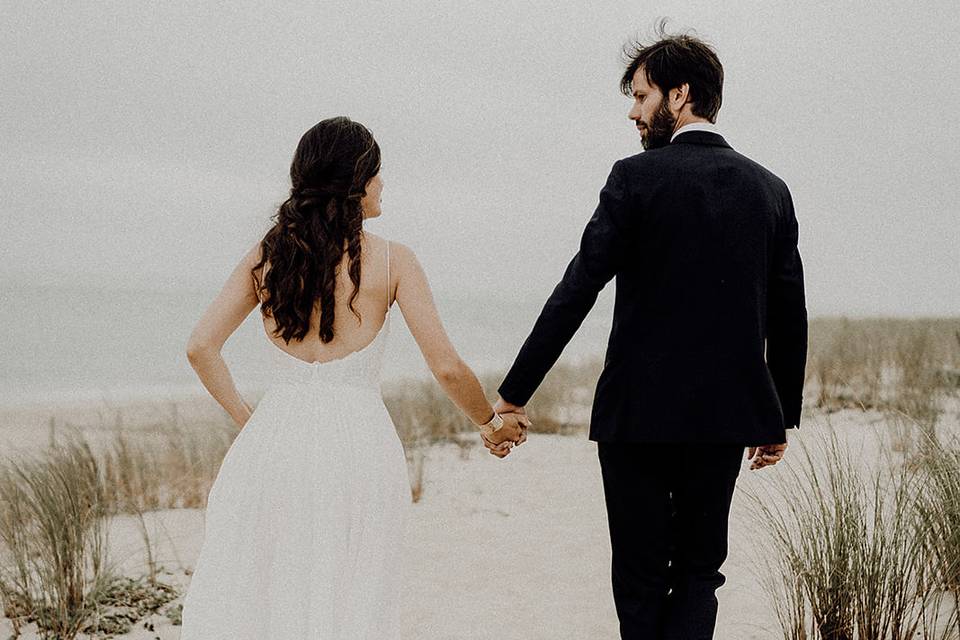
top-left (180, 247), bottom-right (411, 639)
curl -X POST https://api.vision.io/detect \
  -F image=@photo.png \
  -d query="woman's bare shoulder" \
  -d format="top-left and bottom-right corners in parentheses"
top-left (390, 241), bottom-right (420, 272)
top-left (364, 233), bottom-right (417, 267)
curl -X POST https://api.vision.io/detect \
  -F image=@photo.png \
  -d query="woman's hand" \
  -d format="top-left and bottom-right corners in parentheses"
top-left (481, 412), bottom-right (531, 458)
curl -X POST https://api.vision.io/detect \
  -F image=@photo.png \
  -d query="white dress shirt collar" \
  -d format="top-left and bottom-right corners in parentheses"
top-left (670, 121), bottom-right (721, 142)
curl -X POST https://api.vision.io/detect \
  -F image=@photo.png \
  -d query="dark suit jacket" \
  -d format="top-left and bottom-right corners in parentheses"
top-left (498, 130), bottom-right (807, 444)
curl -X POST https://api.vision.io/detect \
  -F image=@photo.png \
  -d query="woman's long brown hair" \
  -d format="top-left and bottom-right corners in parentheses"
top-left (251, 117), bottom-right (381, 344)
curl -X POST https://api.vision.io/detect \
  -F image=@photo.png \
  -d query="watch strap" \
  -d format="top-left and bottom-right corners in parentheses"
top-left (480, 412), bottom-right (504, 432)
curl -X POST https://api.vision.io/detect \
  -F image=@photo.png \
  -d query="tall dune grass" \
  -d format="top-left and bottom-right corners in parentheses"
top-left (747, 429), bottom-right (959, 639)
top-left (0, 425), bottom-right (208, 637)
top-left (915, 443), bottom-right (960, 638)
top-left (0, 436), bottom-right (113, 638)
top-left (808, 318), bottom-right (959, 414)
top-left (100, 420), bottom-right (235, 513)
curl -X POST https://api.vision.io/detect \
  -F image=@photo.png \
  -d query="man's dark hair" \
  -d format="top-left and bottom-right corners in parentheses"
top-left (620, 20), bottom-right (724, 123)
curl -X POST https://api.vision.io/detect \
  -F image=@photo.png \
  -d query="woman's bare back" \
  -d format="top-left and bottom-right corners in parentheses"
top-left (257, 233), bottom-right (395, 364)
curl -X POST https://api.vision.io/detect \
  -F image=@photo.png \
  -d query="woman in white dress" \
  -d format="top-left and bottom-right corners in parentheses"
top-left (182, 116), bottom-right (529, 639)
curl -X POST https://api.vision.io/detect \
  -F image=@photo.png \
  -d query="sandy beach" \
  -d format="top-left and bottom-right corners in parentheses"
top-left (5, 401), bottom-right (953, 640)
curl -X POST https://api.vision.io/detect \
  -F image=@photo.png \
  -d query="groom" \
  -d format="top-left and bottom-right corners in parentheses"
top-left (490, 30), bottom-right (808, 639)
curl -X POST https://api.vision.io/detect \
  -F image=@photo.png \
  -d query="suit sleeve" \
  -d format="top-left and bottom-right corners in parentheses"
top-left (766, 186), bottom-right (808, 429)
top-left (498, 159), bottom-right (635, 406)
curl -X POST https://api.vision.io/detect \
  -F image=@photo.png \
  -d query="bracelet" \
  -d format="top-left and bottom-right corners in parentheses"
top-left (479, 411), bottom-right (504, 433)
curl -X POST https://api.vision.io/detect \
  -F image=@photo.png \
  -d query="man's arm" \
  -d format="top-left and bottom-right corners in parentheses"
top-left (766, 186), bottom-right (808, 429)
top-left (498, 159), bottom-right (636, 406)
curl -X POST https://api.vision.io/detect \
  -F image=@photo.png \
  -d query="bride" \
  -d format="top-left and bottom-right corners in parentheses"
top-left (181, 116), bottom-right (529, 638)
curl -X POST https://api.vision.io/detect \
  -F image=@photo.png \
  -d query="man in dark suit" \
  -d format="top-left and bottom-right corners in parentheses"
top-left (489, 30), bottom-right (808, 640)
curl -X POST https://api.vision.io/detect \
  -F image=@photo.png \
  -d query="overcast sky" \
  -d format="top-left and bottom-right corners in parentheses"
top-left (2, 0), bottom-right (958, 317)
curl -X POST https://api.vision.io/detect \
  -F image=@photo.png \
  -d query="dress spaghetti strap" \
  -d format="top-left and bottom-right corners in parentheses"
top-left (385, 241), bottom-right (391, 307)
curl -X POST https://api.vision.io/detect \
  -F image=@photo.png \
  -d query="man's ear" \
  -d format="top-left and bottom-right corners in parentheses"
top-left (671, 83), bottom-right (691, 109)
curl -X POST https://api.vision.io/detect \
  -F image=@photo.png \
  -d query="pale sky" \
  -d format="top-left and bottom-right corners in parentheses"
top-left (2, 0), bottom-right (958, 317)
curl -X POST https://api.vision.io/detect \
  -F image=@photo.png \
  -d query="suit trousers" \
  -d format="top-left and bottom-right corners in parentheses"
top-left (597, 441), bottom-right (744, 640)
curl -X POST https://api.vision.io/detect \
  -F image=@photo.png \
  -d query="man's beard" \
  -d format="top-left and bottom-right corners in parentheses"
top-left (640, 98), bottom-right (676, 150)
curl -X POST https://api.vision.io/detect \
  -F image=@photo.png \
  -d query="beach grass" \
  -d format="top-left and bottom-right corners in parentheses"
top-left (0, 436), bottom-right (113, 637)
top-left (807, 317), bottom-right (960, 414)
top-left (745, 425), bottom-right (960, 639)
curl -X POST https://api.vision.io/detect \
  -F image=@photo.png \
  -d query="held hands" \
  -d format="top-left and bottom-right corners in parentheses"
top-left (479, 397), bottom-right (531, 459)
top-left (747, 442), bottom-right (788, 470)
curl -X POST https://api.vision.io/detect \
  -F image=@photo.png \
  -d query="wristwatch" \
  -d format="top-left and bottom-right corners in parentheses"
top-left (479, 412), bottom-right (504, 434)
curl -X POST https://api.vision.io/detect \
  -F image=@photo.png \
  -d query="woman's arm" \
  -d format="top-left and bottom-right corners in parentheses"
top-left (185, 243), bottom-right (262, 428)
top-left (392, 242), bottom-right (527, 443)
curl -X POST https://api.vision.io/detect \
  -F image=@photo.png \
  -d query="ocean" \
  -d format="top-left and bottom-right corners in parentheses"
top-left (1, 284), bottom-right (615, 409)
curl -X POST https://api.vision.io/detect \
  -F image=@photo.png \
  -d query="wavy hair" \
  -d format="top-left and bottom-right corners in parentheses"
top-left (620, 19), bottom-right (724, 123)
top-left (252, 117), bottom-right (381, 344)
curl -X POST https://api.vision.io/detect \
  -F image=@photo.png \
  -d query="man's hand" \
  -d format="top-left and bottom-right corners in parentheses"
top-left (480, 411), bottom-right (531, 458)
top-left (747, 442), bottom-right (788, 470)
top-left (490, 397), bottom-right (530, 454)
top-left (493, 396), bottom-right (525, 416)
top-left (493, 397), bottom-right (529, 446)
